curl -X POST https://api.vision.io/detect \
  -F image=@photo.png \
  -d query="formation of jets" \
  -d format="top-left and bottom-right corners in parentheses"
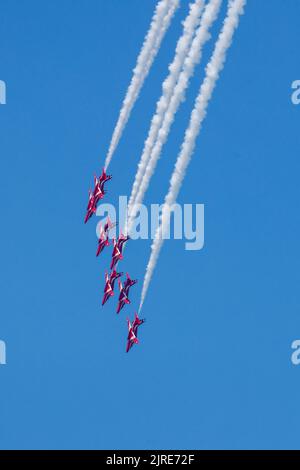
top-left (84, 169), bottom-right (145, 352)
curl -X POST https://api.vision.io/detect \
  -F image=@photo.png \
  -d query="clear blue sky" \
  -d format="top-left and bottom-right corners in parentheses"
top-left (0, 0), bottom-right (299, 450)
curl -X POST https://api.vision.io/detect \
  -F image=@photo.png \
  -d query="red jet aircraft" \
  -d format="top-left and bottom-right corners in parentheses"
top-left (93, 175), bottom-right (105, 204)
top-left (102, 269), bottom-right (123, 306)
top-left (116, 273), bottom-right (138, 314)
top-left (110, 233), bottom-right (130, 270)
top-left (94, 168), bottom-right (112, 204)
top-left (84, 169), bottom-right (112, 224)
top-left (96, 217), bottom-right (117, 257)
top-left (84, 189), bottom-right (97, 224)
top-left (126, 313), bottom-right (145, 353)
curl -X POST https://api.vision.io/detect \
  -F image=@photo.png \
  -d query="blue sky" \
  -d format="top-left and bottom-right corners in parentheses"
top-left (0, 0), bottom-right (300, 450)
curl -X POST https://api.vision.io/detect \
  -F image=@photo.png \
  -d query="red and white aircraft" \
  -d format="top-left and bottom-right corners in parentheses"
top-left (94, 168), bottom-right (112, 204)
top-left (110, 233), bottom-right (130, 270)
top-left (96, 217), bottom-right (117, 257)
top-left (126, 312), bottom-right (145, 353)
top-left (116, 273), bottom-right (138, 314)
top-left (102, 269), bottom-right (123, 306)
top-left (84, 189), bottom-right (97, 224)
top-left (99, 168), bottom-right (112, 190)
top-left (84, 169), bottom-right (112, 224)
top-left (93, 175), bottom-right (105, 205)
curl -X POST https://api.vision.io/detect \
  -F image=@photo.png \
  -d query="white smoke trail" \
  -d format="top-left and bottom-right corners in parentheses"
top-left (127, 0), bottom-right (205, 216)
top-left (139, 0), bottom-right (247, 311)
top-left (105, 0), bottom-right (179, 170)
top-left (128, 0), bottom-right (222, 233)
